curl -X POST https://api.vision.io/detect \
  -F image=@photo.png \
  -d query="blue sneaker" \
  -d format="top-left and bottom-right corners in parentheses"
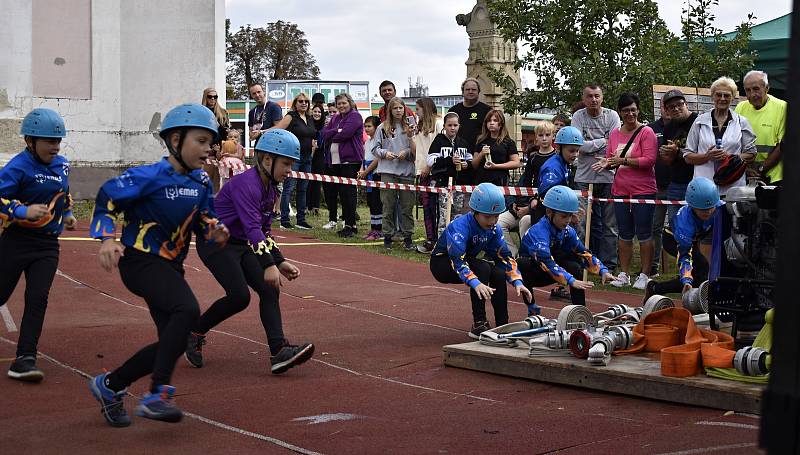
top-left (136, 385), bottom-right (182, 423)
top-left (527, 302), bottom-right (542, 316)
top-left (88, 373), bottom-right (131, 427)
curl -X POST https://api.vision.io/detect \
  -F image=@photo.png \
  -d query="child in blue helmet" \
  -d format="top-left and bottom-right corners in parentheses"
top-left (642, 177), bottom-right (723, 301)
top-left (184, 129), bottom-right (314, 374)
top-left (87, 104), bottom-right (229, 427)
top-left (518, 186), bottom-right (618, 313)
top-left (430, 182), bottom-right (532, 338)
top-left (0, 108), bottom-right (76, 382)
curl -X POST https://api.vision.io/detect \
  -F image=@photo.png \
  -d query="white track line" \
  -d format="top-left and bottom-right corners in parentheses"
top-left (54, 270), bottom-right (501, 404)
top-left (654, 442), bottom-right (758, 455)
top-left (694, 421), bottom-right (759, 430)
top-left (0, 336), bottom-right (324, 455)
top-left (1, 305), bottom-right (17, 332)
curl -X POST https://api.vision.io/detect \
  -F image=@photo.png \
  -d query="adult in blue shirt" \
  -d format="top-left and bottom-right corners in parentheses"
top-left (430, 183), bottom-right (532, 339)
top-left (87, 104), bottom-right (229, 427)
top-left (248, 83), bottom-right (284, 145)
top-left (0, 108), bottom-right (76, 382)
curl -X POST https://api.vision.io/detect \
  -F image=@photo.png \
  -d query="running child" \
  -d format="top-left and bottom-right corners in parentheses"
top-left (427, 111), bottom-right (472, 237)
top-left (87, 103), bottom-right (229, 427)
top-left (357, 115), bottom-right (383, 240)
top-left (642, 177), bottom-right (723, 301)
top-left (184, 129), bottom-right (314, 373)
top-left (429, 182), bottom-right (532, 338)
top-left (0, 108), bottom-right (76, 382)
top-left (518, 186), bottom-right (617, 314)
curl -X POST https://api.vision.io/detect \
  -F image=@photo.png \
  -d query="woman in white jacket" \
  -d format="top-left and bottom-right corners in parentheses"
top-left (684, 77), bottom-right (756, 195)
top-left (413, 97), bottom-right (444, 253)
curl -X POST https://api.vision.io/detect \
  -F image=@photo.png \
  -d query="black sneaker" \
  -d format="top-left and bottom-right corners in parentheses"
top-left (549, 286), bottom-right (570, 301)
top-left (296, 221), bottom-right (313, 230)
top-left (280, 222), bottom-right (294, 230)
top-left (384, 235), bottom-right (393, 250)
top-left (642, 279), bottom-right (658, 306)
top-left (468, 321), bottom-right (491, 340)
top-left (270, 343), bottom-right (315, 374)
top-left (337, 226), bottom-right (355, 238)
top-left (184, 332), bottom-right (206, 368)
top-left (403, 238), bottom-right (415, 251)
top-left (8, 356), bottom-right (44, 382)
top-left (416, 241), bottom-right (435, 254)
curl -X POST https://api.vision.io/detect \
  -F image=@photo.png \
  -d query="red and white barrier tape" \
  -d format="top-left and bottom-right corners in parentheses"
top-left (207, 158), bottom-right (686, 205)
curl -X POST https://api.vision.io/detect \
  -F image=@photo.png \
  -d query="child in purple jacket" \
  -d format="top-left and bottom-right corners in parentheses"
top-left (184, 129), bottom-right (315, 374)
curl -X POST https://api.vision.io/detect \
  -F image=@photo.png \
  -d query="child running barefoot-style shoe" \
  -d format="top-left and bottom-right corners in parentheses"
top-left (270, 342), bottom-right (315, 374)
top-left (609, 271), bottom-right (631, 288)
top-left (468, 321), bottom-right (491, 340)
top-left (7, 356), bottom-right (44, 382)
top-left (184, 332), bottom-right (206, 368)
top-left (89, 373), bottom-right (131, 427)
top-left (137, 385), bottom-right (183, 423)
top-left (632, 273), bottom-right (649, 290)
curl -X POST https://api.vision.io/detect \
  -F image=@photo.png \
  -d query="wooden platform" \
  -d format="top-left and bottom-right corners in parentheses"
top-left (443, 342), bottom-right (765, 414)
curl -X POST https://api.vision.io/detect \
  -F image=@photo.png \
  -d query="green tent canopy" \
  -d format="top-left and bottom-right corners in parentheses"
top-left (722, 13), bottom-right (791, 98)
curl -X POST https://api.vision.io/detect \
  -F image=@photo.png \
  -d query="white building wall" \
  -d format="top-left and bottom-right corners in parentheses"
top-left (0, 0), bottom-right (225, 196)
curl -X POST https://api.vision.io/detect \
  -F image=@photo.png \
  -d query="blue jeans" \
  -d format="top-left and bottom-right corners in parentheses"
top-left (666, 182), bottom-right (688, 229)
top-left (576, 182), bottom-right (618, 271)
top-left (280, 156), bottom-right (311, 224)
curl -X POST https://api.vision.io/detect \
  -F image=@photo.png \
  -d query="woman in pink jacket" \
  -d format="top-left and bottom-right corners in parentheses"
top-left (592, 93), bottom-right (658, 289)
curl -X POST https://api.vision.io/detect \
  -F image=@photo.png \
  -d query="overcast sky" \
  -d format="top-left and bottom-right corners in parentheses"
top-left (225, 0), bottom-right (792, 98)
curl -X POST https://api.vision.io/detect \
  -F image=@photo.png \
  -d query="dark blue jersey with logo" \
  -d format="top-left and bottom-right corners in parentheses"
top-left (0, 149), bottom-right (72, 236)
top-left (90, 157), bottom-right (221, 263)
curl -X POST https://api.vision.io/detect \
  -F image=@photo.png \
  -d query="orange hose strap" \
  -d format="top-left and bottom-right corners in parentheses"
top-left (616, 308), bottom-right (735, 377)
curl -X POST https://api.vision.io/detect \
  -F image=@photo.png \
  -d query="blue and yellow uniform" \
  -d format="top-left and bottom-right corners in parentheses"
top-left (537, 153), bottom-right (571, 198)
top-left (90, 157), bottom-right (220, 261)
top-left (0, 149), bottom-right (72, 235)
top-left (0, 149), bottom-right (73, 369)
top-left (670, 200), bottom-right (724, 286)
top-left (430, 213), bottom-right (522, 327)
top-left (517, 215), bottom-right (607, 307)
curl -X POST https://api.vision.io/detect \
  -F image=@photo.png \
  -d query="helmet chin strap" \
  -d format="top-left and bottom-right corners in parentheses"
top-left (255, 152), bottom-right (279, 187)
top-left (165, 130), bottom-right (192, 173)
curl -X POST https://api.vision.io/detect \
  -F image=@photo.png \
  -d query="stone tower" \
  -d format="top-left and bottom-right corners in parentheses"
top-left (456, 0), bottom-right (522, 143)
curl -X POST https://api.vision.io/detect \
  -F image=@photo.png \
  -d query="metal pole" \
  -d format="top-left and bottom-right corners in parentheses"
top-left (760, 4), bottom-right (800, 453)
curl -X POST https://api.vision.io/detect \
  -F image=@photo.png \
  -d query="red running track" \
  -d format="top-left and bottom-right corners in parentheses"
top-left (0, 228), bottom-right (761, 454)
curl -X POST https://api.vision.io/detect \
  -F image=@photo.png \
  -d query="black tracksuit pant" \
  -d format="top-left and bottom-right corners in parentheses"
top-left (0, 228), bottom-right (59, 358)
top-left (516, 251), bottom-right (586, 306)
top-left (194, 239), bottom-right (286, 355)
top-left (429, 254), bottom-right (509, 325)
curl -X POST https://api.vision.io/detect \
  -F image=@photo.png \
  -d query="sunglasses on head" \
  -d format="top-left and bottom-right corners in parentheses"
top-left (207, 95), bottom-right (218, 100)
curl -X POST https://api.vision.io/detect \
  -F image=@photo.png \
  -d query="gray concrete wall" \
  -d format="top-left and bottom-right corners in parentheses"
top-left (0, 0), bottom-right (226, 199)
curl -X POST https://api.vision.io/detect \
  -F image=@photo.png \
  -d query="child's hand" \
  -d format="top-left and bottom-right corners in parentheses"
top-left (682, 283), bottom-right (693, 295)
top-left (571, 280), bottom-right (595, 290)
top-left (278, 261), bottom-right (300, 281)
top-left (474, 283), bottom-right (495, 300)
top-left (63, 214), bottom-right (77, 231)
top-left (515, 284), bottom-right (532, 302)
top-left (98, 239), bottom-right (124, 273)
top-left (601, 272), bottom-right (618, 285)
top-left (264, 265), bottom-right (281, 289)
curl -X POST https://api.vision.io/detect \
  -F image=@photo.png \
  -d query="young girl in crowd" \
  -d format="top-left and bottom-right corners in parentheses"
top-left (88, 104), bottom-right (229, 427)
top-left (473, 109), bottom-right (521, 186)
top-left (430, 183), bottom-right (532, 338)
top-left (413, 97), bottom-right (444, 253)
top-left (308, 104), bottom-right (326, 217)
top-left (0, 108), bottom-right (76, 382)
top-left (374, 97), bottom-right (416, 250)
top-left (218, 128), bottom-right (245, 187)
top-left (185, 129), bottom-right (314, 374)
top-left (518, 186), bottom-right (617, 315)
top-left (357, 116), bottom-right (383, 240)
top-left (427, 112), bottom-right (472, 236)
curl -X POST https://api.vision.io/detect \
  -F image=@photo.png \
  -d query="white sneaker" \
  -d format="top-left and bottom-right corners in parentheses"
top-left (632, 273), bottom-right (649, 290)
top-left (322, 221), bottom-right (337, 230)
top-left (610, 271), bottom-right (631, 288)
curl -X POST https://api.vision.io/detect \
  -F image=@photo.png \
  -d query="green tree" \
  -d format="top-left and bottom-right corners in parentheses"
top-left (487, 0), bottom-right (755, 118)
top-left (226, 19), bottom-right (321, 99)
